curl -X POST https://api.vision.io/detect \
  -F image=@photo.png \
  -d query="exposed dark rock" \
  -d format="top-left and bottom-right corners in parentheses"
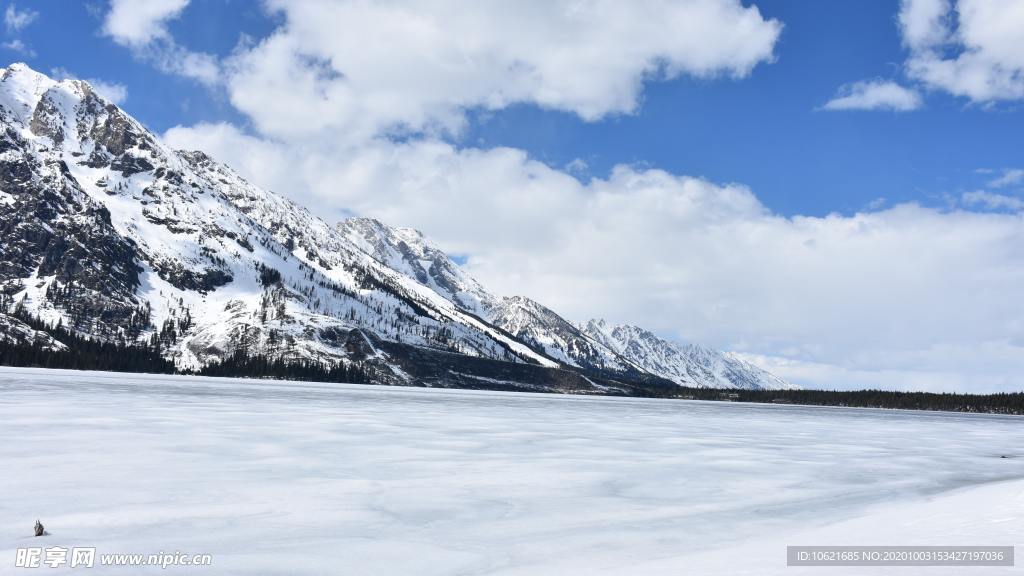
top-left (29, 94), bottom-right (64, 145)
top-left (111, 155), bottom-right (154, 177)
top-left (88, 104), bottom-right (143, 157)
top-left (0, 138), bottom-right (144, 338)
top-left (151, 259), bottom-right (233, 293)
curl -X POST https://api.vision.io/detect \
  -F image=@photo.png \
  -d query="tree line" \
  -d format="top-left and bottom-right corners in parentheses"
top-left (197, 349), bottom-right (369, 384)
top-left (0, 313), bottom-right (176, 373)
top-left (0, 312), bottom-right (369, 384)
top-left (669, 386), bottom-right (1024, 415)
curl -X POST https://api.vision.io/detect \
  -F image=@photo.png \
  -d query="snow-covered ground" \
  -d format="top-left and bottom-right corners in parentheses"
top-left (1, 367), bottom-right (1021, 575)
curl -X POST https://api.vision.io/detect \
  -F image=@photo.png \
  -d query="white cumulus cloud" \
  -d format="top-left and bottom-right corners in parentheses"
top-left (223, 0), bottom-right (782, 142)
top-left (102, 0), bottom-right (188, 46)
top-left (822, 79), bottom-right (922, 111)
top-left (898, 0), bottom-right (951, 51)
top-left (900, 0), bottom-right (1024, 102)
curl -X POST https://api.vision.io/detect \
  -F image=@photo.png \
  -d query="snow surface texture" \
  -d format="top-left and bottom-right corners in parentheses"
top-left (1, 367), bottom-right (1021, 575)
top-left (0, 62), bottom-right (788, 390)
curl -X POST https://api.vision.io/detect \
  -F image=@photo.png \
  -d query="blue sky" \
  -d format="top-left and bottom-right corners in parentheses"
top-left (7, 0), bottom-right (1021, 218)
top-left (5, 0), bottom-right (1024, 392)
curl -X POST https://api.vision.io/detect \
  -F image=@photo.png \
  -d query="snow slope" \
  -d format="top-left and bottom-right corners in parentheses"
top-left (338, 217), bottom-right (495, 316)
top-left (582, 319), bottom-right (797, 389)
top-left (1, 367), bottom-right (1020, 575)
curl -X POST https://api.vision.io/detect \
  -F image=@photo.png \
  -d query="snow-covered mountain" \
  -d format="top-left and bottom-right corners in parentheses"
top-left (581, 320), bottom-right (797, 390)
top-left (0, 62), bottom-right (791, 392)
top-left (337, 217), bottom-right (495, 316)
top-left (486, 296), bottom-right (633, 371)
top-left (334, 214), bottom-right (790, 389)
top-left (337, 220), bottom-right (639, 374)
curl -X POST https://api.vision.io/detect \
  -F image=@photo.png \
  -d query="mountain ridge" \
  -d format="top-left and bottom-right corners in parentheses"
top-left (0, 62), bottom-right (792, 392)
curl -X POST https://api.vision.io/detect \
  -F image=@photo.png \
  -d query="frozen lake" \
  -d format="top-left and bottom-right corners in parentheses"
top-left (1, 367), bottom-right (1022, 574)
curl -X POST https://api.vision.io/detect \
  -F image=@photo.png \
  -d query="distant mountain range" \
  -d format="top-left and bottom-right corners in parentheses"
top-left (0, 62), bottom-right (793, 394)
